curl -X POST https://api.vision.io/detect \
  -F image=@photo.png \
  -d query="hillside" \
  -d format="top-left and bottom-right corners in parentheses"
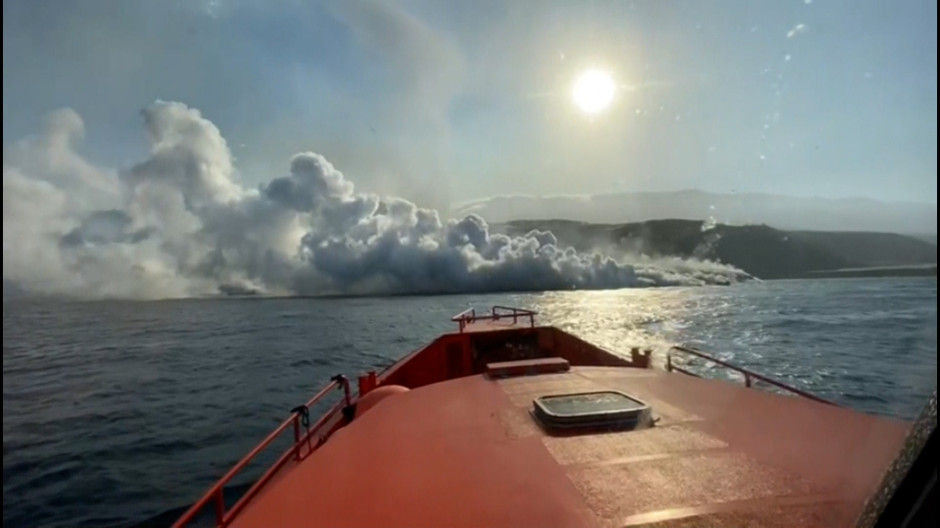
top-left (498, 219), bottom-right (937, 280)
top-left (455, 191), bottom-right (938, 234)
top-left (787, 231), bottom-right (937, 268)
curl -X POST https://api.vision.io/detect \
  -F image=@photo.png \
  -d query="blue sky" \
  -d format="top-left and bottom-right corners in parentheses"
top-left (3, 0), bottom-right (937, 209)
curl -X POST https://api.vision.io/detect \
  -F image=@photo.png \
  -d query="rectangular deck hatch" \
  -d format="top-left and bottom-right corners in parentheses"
top-left (533, 391), bottom-right (650, 431)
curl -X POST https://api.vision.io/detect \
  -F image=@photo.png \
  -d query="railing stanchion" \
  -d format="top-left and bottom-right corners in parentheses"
top-left (332, 375), bottom-right (351, 407)
top-left (292, 415), bottom-right (301, 461)
top-left (213, 489), bottom-right (225, 526)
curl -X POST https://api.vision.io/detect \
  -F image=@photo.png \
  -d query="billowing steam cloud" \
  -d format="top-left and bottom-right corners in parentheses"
top-left (3, 102), bottom-right (750, 299)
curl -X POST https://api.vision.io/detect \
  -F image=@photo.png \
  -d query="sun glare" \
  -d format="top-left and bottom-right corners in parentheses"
top-left (572, 69), bottom-right (615, 115)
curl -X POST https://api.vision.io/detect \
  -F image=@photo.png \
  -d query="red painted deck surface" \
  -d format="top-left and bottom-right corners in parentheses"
top-left (231, 366), bottom-right (909, 528)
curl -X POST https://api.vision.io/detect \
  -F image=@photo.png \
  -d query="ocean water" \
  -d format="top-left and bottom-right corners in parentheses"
top-left (3, 278), bottom-right (937, 528)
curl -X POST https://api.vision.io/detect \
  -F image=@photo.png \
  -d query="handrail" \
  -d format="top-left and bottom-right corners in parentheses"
top-left (451, 305), bottom-right (538, 332)
top-left (451, 307), bottom-right (476, 322)
top-left (172, 376), bottom-right (352, 528)
top-left (667, 345), bottom-right (834, 405)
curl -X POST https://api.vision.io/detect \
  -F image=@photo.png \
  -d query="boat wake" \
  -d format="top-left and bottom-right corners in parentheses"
top-left (3, 102), bottom-right (751, 300)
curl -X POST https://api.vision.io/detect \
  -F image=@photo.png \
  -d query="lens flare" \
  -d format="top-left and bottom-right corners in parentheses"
top-left (572, 69), bottom-right (615, 114)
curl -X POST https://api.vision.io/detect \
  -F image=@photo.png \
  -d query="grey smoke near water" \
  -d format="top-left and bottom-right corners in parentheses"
top-left (3, 101), bottom-right (751, 299)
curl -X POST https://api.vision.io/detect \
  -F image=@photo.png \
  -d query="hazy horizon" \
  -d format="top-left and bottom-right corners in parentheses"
top-left (452, 188), bottom-right (938, 234)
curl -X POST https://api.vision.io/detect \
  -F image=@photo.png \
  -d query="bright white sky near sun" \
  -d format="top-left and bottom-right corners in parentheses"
top-left (2, 0), bottom-right (937, 211)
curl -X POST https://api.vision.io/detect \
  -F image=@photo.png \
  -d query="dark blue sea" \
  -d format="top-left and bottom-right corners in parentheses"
top-left (3, 278), bottom-right (937, 527)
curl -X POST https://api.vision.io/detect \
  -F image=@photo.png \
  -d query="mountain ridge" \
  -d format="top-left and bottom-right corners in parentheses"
top-left (455, 190), bottom-right (937, 235)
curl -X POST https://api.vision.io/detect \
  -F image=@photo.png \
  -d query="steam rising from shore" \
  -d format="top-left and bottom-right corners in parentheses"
top-left (3, 102), bottom-right (750, 299)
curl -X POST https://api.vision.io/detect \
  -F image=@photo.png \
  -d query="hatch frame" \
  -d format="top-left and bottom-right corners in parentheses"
top-left (532, 390), bottom-right (652, 431)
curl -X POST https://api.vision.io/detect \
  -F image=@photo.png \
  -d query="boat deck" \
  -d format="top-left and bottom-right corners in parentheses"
top-left (231, 365), bottom-right (908, 528)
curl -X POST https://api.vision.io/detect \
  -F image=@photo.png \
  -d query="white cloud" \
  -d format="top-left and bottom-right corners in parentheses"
top-left (2, 102), bottom-right (751, 299)
top-left (3, 108), bottom-right (118, 210)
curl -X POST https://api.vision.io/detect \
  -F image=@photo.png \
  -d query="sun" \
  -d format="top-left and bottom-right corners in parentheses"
top-left (572, 69), bottom-right (616, 115)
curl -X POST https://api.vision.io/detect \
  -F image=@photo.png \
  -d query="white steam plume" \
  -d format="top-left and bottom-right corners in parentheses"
top-left (3, 102), bottom-right (751, 299)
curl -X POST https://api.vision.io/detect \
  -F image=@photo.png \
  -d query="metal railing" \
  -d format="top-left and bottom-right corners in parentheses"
top-left (667, 345), bottom-right (834, 405)
top-left (172, 376), bottom-right (352, 528)
top-left (451, 305), bottom-right (538, 332)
